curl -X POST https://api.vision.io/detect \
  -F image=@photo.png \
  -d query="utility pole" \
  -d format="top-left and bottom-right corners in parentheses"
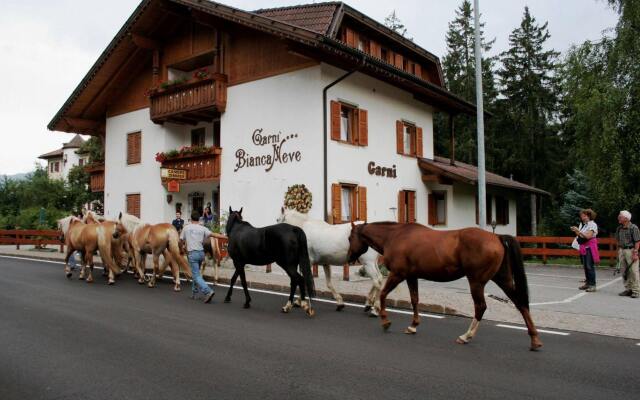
top-left (474, 0), bottom-right (487, 230)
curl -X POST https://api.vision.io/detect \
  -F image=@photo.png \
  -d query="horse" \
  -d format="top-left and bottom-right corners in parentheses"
top-left (83, 210), bottom-right (129, 277)
top-left (58, 216), bottom-right (122, 284)
top-left (347, 222), bottom-right (543, 351)
top-left (156, 233), bottom-right (225, 284)
top-left (225, 207), bottom-right (316, 316)
top-left (277, 207), bottom-right (383, 315)
top-left (116, 213), bottom-right (192, 291)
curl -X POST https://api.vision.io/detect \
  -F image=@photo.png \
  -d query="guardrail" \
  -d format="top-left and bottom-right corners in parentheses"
top-left (0, 229), bottom-right (64, 252)
top-left (516, 236), bottom-right (618, 265)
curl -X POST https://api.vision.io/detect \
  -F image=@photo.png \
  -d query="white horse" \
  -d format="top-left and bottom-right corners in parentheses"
top-left (277, 208), bottom-right (383, 316)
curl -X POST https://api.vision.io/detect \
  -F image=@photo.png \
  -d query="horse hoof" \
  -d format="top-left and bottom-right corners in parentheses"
top-left (66, 272), bottom-right (72, 279)
top-left (382, 321), bottom-right (391, 331)
top-left (224, 298), bottom-right (231, 303)
top-left (243, 303), bottom-right (251, 309)
top-left (281, 307), bottom-right (290, 313)
top-left (108, 280), bottom-right (115, 285)
top-left (530, 339), bottom-right (543, 351)
top-left (174, 286), bottom-right (181, 292)
top-left (336, 304), bottom-right (345, 312)
top-left (456, 337), bottom-right (469, 345)
top-left (404, 326), bottom-right (417, 335)
top-left (306, 308), bottom-right (316, 317)
top-left (293, 299), bottom-right (301, 308)
top-left (363, 305), bottom-right (372, 313)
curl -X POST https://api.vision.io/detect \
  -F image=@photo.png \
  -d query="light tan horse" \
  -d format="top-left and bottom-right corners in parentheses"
top-left (116, 213), bottom-right (192, 291)
top-left (83, 211), bottom-right (128, 281)
top-left (58, 216), bottom-right (122, 284)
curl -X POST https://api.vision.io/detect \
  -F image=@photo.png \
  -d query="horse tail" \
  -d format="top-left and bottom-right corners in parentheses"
top-left (97, 225), bottom-right (121, 275)
top-left (296, 228), bottom-right (315, 298)
top-left (499, 235), bottom-right (529, 308)
top-left (167, 228), bottom-right (192, 279)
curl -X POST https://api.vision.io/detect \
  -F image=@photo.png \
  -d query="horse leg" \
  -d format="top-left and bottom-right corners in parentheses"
top-left (170, 258), bottom-right (181, 292)
top-left (137, 253), bottom-right (147, 284)
top-left (297, 272), bottom-right (315, 317)
top-left (456, 281), bottom-right (487, 344)
top-left (238, 268), bottom-right (251, 309)
top-left (224, 269), bottom-right (240, 303)
top-left (85, 252), bottom-right (94, 283)
top-left (404, 277), bottom-right (420, 334)
top-left (78, 252), bottom-right (86, 280)
top-left (322, 264), bottom-right (344, 311)
top-left (363, 262), bottom-right (383, 317)
top-left (282, 274), bottom-right (298, 313)
top-left (64, 247), bottom-right (74, 278)
top-left (148, 252), bottom-right (160, 288)
top-left (379, 272), bottom-right (404, 331)
top-left (492, 277), bottom-right (543, 351)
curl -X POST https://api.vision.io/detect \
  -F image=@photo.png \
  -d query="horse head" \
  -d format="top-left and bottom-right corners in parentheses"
top-left (347, 221), bottom-right (369, 263)
top-left (226, 206), bottom-right (243, 235)
top-left (113, 212), bottom-right (129, 240)
top-left (276, 207), bottom-right (308, 226)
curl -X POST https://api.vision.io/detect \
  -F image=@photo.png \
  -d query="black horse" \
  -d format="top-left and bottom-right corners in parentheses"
top-left (224, 207), bottom-right (316, 316)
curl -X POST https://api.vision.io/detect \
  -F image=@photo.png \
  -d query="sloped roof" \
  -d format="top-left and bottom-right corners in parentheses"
top-left (62, 134), bottom-right (85, 149)
top-left (254, 2), bottom-right (341, 35)
top-left (418, 156), bottom-right (549, 196)
top-left (38, 148), bottom-right (63, 160)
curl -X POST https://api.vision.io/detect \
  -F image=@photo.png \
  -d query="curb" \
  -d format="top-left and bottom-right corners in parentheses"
top-left (0, 251), bottom-right (460, 317)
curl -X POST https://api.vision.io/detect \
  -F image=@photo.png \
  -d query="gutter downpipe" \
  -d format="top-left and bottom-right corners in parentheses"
top-left (322, 56), bottom-right (366, 222)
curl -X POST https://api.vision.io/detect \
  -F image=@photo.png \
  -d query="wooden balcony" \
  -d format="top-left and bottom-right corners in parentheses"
top-left (85, 163), bottom-right (105, 193)
top-left (160, 148), bottom-right (222, 184)
top-left (150, 74), bottom-right (227, 124)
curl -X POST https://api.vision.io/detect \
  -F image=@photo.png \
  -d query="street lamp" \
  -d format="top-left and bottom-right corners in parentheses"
top-left (474, 0), bottom-right (487, 230)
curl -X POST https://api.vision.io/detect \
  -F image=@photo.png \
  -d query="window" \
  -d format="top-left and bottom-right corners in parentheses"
top-left (191, 128), bottom-right (206, 147)
top-left (330, 101), bottom-right (368, 146)
top-left (396, 121), bottom-right (423, 157)
top-left (428, 191), bottom-right (447, 226)
top-left (78, 158), bottom-right (84, 167)
top-left (50, 162), bottom-right (54, 173)
top-left (398, 190), bottom-right (416, 223)
top-left (381, 47), bottom-right (390, 64)
top-left (357, 36), bottom-right (370, 53)
top-left (213, 119), bottom-right (221, 147)
top-left (332, 183), bottom-right (367, 223)
top-left (127, 131), bottom-right (142, 165)
top-left (495, 196), bottom-right (509, 225)
top-left (126, 193), bottom-right (141, 218)
top-left (54, 162), bottom-right (60, 173)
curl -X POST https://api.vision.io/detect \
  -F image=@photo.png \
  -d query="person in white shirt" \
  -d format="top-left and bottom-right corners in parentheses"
top-left (180, 210), bottom-right (216, 303)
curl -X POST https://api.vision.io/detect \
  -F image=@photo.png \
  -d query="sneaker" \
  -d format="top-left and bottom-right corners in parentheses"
top-left (585, 286), bottom-right (597, 292)
top-left (619, 290), bottom-right (632, 297)
top-left (578, 284), bottom-right (590, 290)
top-left (631, 293), bottom-right (639, 299)
top-left (203, 291), bottom-right (215, 303)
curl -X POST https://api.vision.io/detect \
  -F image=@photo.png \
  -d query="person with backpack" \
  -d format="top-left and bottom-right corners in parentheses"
top-left (571, 209), bottom-right (599, 292)
top-left (616, 210), bottom-right (640, 298)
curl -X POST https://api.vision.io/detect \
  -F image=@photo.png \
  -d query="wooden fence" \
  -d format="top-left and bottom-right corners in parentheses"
top-left (0, 229), bottom-right (64, 252)
top-left (516, 236), bottom-right (618, 265)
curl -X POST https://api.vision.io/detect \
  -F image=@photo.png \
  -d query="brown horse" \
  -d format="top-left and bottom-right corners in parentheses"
top-left (116, 213), bottom-right (192, 291)
top-left (347, 222), bottom-right (542, 351)
top-left (58, 216), bottom-right (122, 284)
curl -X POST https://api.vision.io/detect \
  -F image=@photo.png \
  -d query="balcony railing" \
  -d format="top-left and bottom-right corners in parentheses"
top-left (150, 74), bottom-right (227, 124)
top-left (160, 148), bottom-right (222, 183)
top-left (85, 163), bottom-right (105, 193)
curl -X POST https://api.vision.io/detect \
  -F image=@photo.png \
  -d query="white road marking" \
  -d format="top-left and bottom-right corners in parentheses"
top-left (496, 324), bottom-right (570, 336)
top-left (0, 255), bottom-right (444, 319)
top-left (530, 277), bottom-right (622, 306)
top-left (528, 283), bottom-right (582, 290)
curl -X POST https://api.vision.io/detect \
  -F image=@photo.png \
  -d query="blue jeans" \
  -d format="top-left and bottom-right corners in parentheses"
top-left (581, 248), bottom-right (596, 286)
top-left (188, 250), bottom-right (212, 296)
top-left (68, 251), bottom-right (78, 270)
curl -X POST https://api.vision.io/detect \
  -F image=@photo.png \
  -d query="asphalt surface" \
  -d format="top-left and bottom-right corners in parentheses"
top-left (1, 256), bottom-right (639, 400)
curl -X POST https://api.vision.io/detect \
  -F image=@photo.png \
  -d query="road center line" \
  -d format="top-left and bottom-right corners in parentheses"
top-left (496, 324), bottom-right (570, 336)
top-left (0, 255), bottom-right (445, 319)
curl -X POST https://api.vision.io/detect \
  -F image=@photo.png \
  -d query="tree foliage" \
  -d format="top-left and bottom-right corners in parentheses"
top-left (384, 10), bottom-right (411, 39)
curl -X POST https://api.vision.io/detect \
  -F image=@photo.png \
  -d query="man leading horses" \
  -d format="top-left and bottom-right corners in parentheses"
top-left (181, 210), bottom-right (216, 303)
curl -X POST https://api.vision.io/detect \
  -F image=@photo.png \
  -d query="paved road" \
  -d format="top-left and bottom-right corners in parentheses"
top-left (1, 257), bottom-right (639, 400)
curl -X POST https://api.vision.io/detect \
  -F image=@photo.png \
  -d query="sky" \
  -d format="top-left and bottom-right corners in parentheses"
top-left (0, 0), bottom-right (619, 175)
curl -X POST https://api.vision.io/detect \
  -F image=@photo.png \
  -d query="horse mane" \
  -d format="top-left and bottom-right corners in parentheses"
top-left (84, 210), bottom-right (105, 223)
top-left (58, 216), bottom-right (82, 235)
top-left (120, 213), bottom-right (143, 233)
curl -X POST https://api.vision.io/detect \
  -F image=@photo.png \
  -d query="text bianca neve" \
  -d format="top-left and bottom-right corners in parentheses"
top-left (234, 128), bottom-right (302, 172)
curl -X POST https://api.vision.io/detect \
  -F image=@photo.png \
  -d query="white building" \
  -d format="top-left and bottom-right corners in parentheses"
top-left (38, 134), bottom-right (88, 181)
top-left (48, 0), bottom-right (546, 235)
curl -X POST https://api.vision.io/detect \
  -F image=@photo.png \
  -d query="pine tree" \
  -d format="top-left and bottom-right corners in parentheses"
top-left (497, 7), bottom-right (560, 234)
top-left (435, 0), bottom-right (497, 166)
top-left (384, 10), bottom-right (411, 39)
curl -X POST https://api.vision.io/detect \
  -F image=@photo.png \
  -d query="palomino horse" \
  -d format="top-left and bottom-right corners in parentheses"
top-left (83, 210), bottom-right (129, 276)
top-left (116, 213), bottom-right (191, 291)
top-left (157, 233), bottom-right (225, 284)
top-left (58, 216), bottom-right (122, 284)
top-left (225, 207), bottom-right (316, 315)
top-left (347, 222), bottom-right (543, 351)
top-left (277, 207), bottom-right (383, 315)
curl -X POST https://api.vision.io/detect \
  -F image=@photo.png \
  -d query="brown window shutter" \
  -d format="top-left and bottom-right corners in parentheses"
top-left (345, 28), bottom-right (356, 47)
top-left (408, 191), bottom-right (416, 223)
top-left (416, 127), bottom-right (423, 158)
top-left (358, 109), bottom-right (368, 146)
top-left (370, 40), bottom-right (381, 58)
top-left (358, 186), bottom-right (367, 221)
top-left (398, 191), bottom-right (406, 223)
top-left (331, 183), bottom-right (341, 224)
top-left (396, 120), bottom-right (404, 154)
top-left (127, 132), bottom-right (141, 165)
top-left (394, 53), bottom-right (404, 69)
top-left (330, 101), bottom-right (341, 141)
top-left (409, 128), bottom-right (416, 156)
top-left (414, 63), bottom-right (422, 77)
top-left (428, 193), bottom-right (436, 226)
top-left (127, 194), bottom-right (141, 218)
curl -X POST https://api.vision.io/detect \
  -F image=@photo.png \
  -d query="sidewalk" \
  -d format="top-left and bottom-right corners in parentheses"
top-left (2, 245), bottom-right (638, 340)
